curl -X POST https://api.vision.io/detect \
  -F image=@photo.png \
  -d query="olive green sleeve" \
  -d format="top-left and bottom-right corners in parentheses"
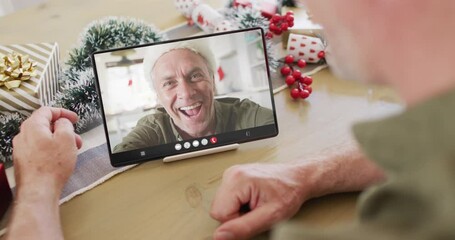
top-left (271, 223), bottom-right (410, 240)
top-left (254, 105), bottom-right (275, 126)
top-left (236, 99), bottom-right (275, 128)
top-left (112, 114), bottom-right (165, 153)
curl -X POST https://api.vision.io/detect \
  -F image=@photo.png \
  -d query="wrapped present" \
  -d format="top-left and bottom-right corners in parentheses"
top-left (233, 0), bottom-right (278, 19)
top-left (0, 163), bottom-right (12, 220)
top-left (281, 6), bottom-right (323, 49)
top-left (192, 4), bottom-right (224, 33)
top-left (214, 20), bottom-right (238, 33)
top-left (173, 0), bottom-right (202, 25)
top-left (0, 43), bottom-right (60, 112)
top-left (258, 0), bottom-right (278, 19)
top-left (287, 33), bottom-right (325, 63)
top-left (233, 0), bottom-right (253, 8)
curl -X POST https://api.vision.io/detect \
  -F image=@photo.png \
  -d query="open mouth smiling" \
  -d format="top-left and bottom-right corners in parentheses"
top-left (178, 102), bottom-right (202, 118)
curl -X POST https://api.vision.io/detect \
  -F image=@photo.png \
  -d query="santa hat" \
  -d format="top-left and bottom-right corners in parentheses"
top-left (143, 39), bottom-right (217, 83)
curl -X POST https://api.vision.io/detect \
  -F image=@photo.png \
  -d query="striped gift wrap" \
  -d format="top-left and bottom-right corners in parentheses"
top-left (0, 43), bottom-right (60, 112)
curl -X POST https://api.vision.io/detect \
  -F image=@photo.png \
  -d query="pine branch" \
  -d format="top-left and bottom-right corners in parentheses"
top-left (0, 112), bottom-right (26, 167)
top-left (54, 16), bottom-right (167, 133)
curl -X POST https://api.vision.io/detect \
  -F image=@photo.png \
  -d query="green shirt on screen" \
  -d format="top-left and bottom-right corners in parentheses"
top-left (272, 88), bottom-right (455, 239)
top-left (113, 98), bottom-right (275, 153)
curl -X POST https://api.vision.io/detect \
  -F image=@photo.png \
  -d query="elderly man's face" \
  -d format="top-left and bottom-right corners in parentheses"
top-left (152, 49), bottom-right (215, 138)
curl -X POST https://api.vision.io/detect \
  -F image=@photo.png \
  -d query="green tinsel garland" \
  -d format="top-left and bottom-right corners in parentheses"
top-left (0, 112), bottom-right (26, 167)
top-left (53, 16), bottom-right (167, 133)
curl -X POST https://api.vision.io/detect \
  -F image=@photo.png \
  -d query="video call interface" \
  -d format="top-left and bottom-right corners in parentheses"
top-left (93, 28), bottom-right (278, 164)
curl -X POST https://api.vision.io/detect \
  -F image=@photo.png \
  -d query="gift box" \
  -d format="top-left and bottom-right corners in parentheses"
top-left (287, 33), bottom-right (325, 63)
top-left (233, 0), bottom-right (278, 19)
top-left (259, 0), bottom-right (278, 19)
top-left (192, 4), bottom-right (224, 33)
top-left (281, 7), bottom-right (323, 49)
top-left (0, 42), bottom-right (60, 112)
top-left (0, 163), bottom-right (12, 220)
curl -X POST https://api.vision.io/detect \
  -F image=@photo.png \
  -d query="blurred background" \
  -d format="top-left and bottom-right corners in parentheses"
top-left (0, 0), bottom-right (46, 16)
top-left (94, 30), bottom-right (274, 147)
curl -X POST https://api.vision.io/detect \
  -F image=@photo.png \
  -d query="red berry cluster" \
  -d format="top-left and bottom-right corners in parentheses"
top-left (280, 54), bottom-right (313, 99)
top-left (266, 12), bottom-right (294, 39)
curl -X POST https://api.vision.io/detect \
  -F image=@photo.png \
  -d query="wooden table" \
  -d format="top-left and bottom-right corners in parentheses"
top-left (0, 1), bottom-right (402, 239)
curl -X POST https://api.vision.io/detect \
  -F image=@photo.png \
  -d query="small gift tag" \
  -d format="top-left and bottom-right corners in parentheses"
top-left (0, 163), bottom-right (12, 220)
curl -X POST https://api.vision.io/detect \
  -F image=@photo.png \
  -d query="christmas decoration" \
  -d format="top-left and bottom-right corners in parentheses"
top-left (0, 43), bottom-right (60, 112)
top-left (223, 6), bottom-right (279, 70)
top-left (290, 88), bottom-right (300, 99)
top-left (258, 0), bottom-right (279, 19)
top-left (0, 43), bottom-right (56, 163)
top-left (281, 0), bottom-right (297, 7)
top-left (284, 54), bottom-right (294, 64)
top-left (54, 17), bottom-right (166, 133)
top-left (214, 20), bottom-right (238, 33)
top-left (268, 11), bottom-right (294, 37)
top-left (0, 52), bottom-right (37, 90)
top-left (287, 33), bottom-right (325, 63)
top-left (292, 69), bottom-right (302, 78)
top-left (230, 0), bottom-right (279, 19)
top-left (232, 0), bottom-right (253, 8)
top-left (174, 0), bottom-right (202, 25)
top-left (297, 58), bottom-right (306, 68)
top-left (280, 65), bottom-right (292, 75)
top-left (192, 4), bottom-right (224, 33)
top-left (281, 5), bottom-right (323, 49)
top-left (53, 69), bottom-right (101, 133)
top-left (0, 111), bottom-right (25, 166)
top-left (280, 54), bottom-right (315, 100)
top-left (285, 75), bottom-right (295, 85)
top-left (223, 5), bottom-right (270, 30)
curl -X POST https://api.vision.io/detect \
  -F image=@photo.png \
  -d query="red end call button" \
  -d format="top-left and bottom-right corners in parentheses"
top-left (210, 137), bottom-right (217, 144)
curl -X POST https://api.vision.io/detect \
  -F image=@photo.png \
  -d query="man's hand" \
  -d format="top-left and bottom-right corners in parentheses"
top-left (12, 107), bottom-right (82, 194)
top-left (210, 163), bottom-right (310, 240)
top-left (210, 148), bottom-right (386, 240)
top-left (6, 107), bottom-right (82, 240)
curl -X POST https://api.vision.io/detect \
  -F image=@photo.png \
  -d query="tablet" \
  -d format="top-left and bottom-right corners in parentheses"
top-left (92, 27), bottom-right (279, 167)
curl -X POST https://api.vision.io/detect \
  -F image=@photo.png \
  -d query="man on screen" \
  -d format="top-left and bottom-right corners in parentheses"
top-left (113, 40), bottom-right (274, 153)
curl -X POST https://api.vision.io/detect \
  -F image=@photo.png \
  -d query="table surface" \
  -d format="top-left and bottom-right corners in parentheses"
top-left (0, 1), bottom-right (403, 239)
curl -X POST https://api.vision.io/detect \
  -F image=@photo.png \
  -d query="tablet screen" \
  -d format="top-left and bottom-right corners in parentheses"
top-left (92, 28), bottom-right (278, 167)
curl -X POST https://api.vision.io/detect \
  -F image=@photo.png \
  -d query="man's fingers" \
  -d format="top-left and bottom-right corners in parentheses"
top-left (210, 189), bottom-right (242, 222)
top-left (210, 170), bottom-right (253, 222)
top-left (49, 107), bottom-right (79, 123)
top-left (33, 107), bottom-right (79, 125)
top-left (213, 205), bottom-right (281, 240)
top-left (53, 118), bottom-right (77, 147)
top-left (75, 134), bottom-right (83, 149)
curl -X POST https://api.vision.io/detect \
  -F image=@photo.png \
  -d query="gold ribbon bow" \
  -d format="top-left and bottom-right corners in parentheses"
top-left (0, 52), bottom-right (37, 90)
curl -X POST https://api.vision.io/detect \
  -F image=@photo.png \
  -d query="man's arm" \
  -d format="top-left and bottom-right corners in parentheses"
top-left (5, 107), bottom-right (82, 240)
top-left (210, 145), bottom-right (385, 240)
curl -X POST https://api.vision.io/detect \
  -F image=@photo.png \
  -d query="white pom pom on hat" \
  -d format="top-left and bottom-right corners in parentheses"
top-left (143, 38), bottom-right (217, 83)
